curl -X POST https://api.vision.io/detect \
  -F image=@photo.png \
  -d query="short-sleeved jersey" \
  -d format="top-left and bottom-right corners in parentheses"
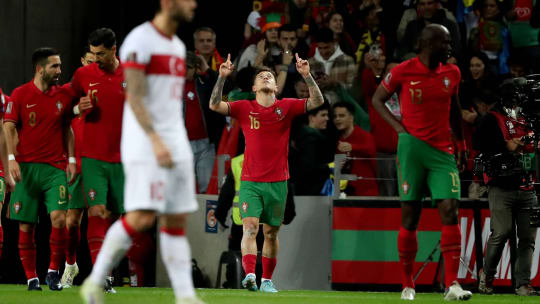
top-left (5, 81), bottom-right (72, 170)
top-left (71, 63), bottom-right (125, 163)
top-left (228, 98), bottom-right (306, 182)
top-left (382, 57), bottom-right (461, 154)
top-left (0, 89), bottom-right (6, 178)
top-left (119, 21), bottom-right (191, 163)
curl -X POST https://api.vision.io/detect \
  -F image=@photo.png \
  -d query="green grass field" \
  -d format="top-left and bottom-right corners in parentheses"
top-left (0, 285), bottom-right (537, 304)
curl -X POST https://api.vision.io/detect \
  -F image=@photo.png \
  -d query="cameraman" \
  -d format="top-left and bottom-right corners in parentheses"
top-left (472, 90), bottom-right (538, 296)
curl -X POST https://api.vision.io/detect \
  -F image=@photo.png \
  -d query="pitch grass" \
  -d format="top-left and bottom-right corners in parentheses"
top-left (0, 285), bottom-right (538, 304)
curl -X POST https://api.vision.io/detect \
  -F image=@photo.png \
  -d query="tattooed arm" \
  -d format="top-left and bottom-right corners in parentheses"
top-left (209, 54), bottom-right (234, 115)
top-left (124, 67), bottom-right (173, 168)
top-left (295, 54), bottom-right (324, 110)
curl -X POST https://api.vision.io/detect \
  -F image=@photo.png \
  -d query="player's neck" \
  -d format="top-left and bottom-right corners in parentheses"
top-left (33, 76), bottom-right (50, 93)
top-left (255, 91), bottom-right (276, 107)
top-left (341, 125), bottom-right (354, 138)
top-left (153, 13), bottom-right (179, 38)
top-left (419, 52), bottom-right (438, 70)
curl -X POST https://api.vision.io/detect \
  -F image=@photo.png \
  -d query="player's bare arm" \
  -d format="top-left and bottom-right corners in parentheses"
top-left (295, 53), bottom-right (324, 111)
top-left (64, 125), bottom-right (77, 184)
top-left (124, 67), bottom-right (173, 168)
top-left (372, 85), bottom-right (407, 134)
top-left (449, 94), bottom-right (466, 171)
top-left (209, 54), bottom-right (233, 115)
top-left (0, 118), bottom-right (14, 191)
top-left (4, 121), bottom-right (21, 182)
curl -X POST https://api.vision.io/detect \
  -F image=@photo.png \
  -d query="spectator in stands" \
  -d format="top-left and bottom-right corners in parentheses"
top-left (397, 0), bottom-right (457, 42)
top-left (292, 74), bottom-right (309, 99)
top-left (273, 24), bottom-right (309, 97)
top-left (325, 11), bottom-right (357, 58)
top-left (468, 0), bottom-right (510, 74)
top-left (397, 0), bottom-right (463, 62)
top-left (308, 28), bottom-right (356, 104)
top-left (291, 102), bottom-right (335, 195)
top-left (506, 0), bottom-right (540, 73)
top-left (355, 5), bottom-right (385, 66)
top-left (333, 102), bottom-right (379, 196)
top-left (184, 51), bottom-right (225, 193)
top-left (460, 51), bottom-right (498, 111)
top-left (194, 27), bottom-right (224, 72)
top-left (362, 53), bottom-right (399, 196)
top-left (505, 54), bottom-right (529, 78)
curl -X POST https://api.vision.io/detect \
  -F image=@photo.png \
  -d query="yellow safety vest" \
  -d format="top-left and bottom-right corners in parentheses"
top-left (231, 154), bottom-right (244, 225)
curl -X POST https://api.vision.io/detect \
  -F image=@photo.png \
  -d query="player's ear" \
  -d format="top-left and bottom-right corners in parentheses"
top-left (252, 85), bottom-right (257, 92)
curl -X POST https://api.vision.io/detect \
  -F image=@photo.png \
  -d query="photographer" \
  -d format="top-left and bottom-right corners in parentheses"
top-left (473, 89), bottom-right (538, 296)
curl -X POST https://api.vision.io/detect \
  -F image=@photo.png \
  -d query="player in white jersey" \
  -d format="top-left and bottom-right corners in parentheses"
top-left (80, 1), bottom-right (203, 304)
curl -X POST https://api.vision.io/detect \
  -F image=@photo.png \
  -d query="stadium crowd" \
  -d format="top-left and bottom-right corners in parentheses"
top-left (1, 0), bottom-right (540, 299)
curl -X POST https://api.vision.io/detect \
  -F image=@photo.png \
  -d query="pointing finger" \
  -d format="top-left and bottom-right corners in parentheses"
top-left (295, 53), bottom-right (301, 62)
top-left (227, 53), bottom-right (231, 63)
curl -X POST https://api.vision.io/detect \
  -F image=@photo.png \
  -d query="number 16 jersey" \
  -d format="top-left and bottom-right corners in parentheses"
top-left (228, 98), bottom-right (306, 182)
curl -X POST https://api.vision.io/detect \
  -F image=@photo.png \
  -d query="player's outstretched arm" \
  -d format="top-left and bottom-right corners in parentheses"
top-left (295, 53), bottom-right (323, 110)
top-left (209, 54), bottom-right (234, 115)
top-left (372, 85), bottom-right (406, 134)
top-left (124, 68), bottom-right (173, 168)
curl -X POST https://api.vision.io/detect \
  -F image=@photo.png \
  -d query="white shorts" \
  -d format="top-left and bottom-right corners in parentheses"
top-left (123, 159), bottom-right (198, 214)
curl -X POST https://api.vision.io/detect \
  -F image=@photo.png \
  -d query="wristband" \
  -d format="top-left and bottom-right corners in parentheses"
top-left (69, 157), bottom-right (76, 164)
top-left (456, 140), bottom-right (467, 152)
top-left (73, 105), bottom-right (80, 115)
top-left (8, 154), bottom-right (15, 161)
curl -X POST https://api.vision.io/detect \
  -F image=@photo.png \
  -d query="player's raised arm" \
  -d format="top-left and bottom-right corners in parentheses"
top-left (124, 67), bottom-right (173, 168)
top-left (209, 54), bottom-right (234, 115)
top-left (295, 53), bottom-right (323, 111)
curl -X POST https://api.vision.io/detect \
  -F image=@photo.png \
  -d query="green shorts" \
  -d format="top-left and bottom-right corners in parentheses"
top-left (396, 133), bottom-right (460, 201)
top-left (9, 163), bottom-right (68, 223)
top-left (0, 176), bottom-right (6, 204)
top-left (238, 180), bottom-right (287, 227)
top-left (81, 157), bottom-right (124, 214)
top-left (68, 174), bottom-right (86, 209)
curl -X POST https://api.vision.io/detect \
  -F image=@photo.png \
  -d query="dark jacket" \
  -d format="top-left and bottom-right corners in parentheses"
top-left (183, 69), bottom-right (225, 149)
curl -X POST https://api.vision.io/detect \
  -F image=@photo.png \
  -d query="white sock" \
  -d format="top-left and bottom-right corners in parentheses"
top-left (89, 220), bottom-right (132, 285)
top-left (47, 268), bottom-right (57, 273)
top-left (160, 231), bottom-right (195, 299)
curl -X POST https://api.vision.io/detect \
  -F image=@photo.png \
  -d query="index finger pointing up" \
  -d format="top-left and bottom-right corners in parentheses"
top-left (227, 53), bottom-right (231, 63)
top-left (296, 53), bottom-right (302, 62)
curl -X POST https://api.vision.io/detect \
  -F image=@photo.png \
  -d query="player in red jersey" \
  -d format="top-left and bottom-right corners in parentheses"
top-left (67, 28), bottom-right (126, 291)
top-left (209, 53), bottom-right (323, 292)
top-left (0, 89), bottom-right (16, 262)
top-left (372, 24), bottom-right (471, 301)
top-left (4, 47), bottom-right (77, 291)
top-left (59, 46), bottom-right (95, 288)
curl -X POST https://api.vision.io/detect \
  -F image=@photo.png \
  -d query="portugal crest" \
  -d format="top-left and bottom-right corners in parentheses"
top-left (443, 77), bottom-right (450, 90)
top-left (14, 202), bottom-right (21, 214)
top-left (402, 181), bottom-right (410, 195)
top-left (242, 202), bottom-right (248, 213)
top-left (56, 100), bottom-right (63, 113)
top-left (88, 188), bottom-right (97, 201)
top-left (275, 107), bottom-right (283, 120)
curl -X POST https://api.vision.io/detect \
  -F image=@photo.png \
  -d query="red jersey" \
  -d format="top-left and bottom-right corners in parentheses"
top-left (382, 57), bottom-right (460, 154)
top-left (228, 98), bottom-right (306, 182)
top-left (338, 125), bottom-right (379, 196)
top-left (71, 62), bottom-right (125, 163)
top-left (71, 116), bottom-right (84, 173)
top-left (5, 81), bottom-right (72, 170)
top-left (0, 89), bottom-right (6, 178)
top-left (184, 80), bottom-right (207, 140)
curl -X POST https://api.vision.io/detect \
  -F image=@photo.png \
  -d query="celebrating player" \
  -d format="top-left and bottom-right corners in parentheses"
top-left (65, 28), bottom-right (126, 291)
top-left (80, 0), bottom-right (203, 303)
top-left (372, 24), bottom-right (471, 301)
top-left (209, 53), bottom-right (323, 292)
top-left (4, 47), bottom-right (77, 291)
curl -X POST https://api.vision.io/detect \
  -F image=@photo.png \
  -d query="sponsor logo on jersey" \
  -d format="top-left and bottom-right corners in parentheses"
top-left (14, 202), bottom-right (21, 214)
top-left (242, 201), bottom-right (248, 213)
top-left (26, 104), bottom-right (37, 108)
top-left (410, 81), bottom-right (421, 86)
top-left (88, 188), bottom-right (97, 201)
top-left (89, 82), bottom-right (99, 87)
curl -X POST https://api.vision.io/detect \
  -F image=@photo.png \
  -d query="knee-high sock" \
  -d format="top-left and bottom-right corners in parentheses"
top-left (160, 227), bottom-right (195, 299)
top-left (49, 227), bottom-right (66, 271)
top-left (87, 216), bottom-right (112, 264)
top-left (127, 231), bottom-right (153, 287)
top-left (19, 229), bottom-right (37, 280)
top-left (89, 218), bottom-right (133, 285)
top-left (398, 226), bottom-right (418, 289)
top-left (65, 226), bottom-right (80, 265)
top-left (262, 256), bottom-right (277, 280)
top-left (441, 224), bottom-right (462, 288)
top-left (242, 254), bottom-right (257, 275)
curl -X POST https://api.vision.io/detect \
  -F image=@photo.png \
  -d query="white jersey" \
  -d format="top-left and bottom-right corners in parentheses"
top-left (120, 21), bottom-right (192, 163)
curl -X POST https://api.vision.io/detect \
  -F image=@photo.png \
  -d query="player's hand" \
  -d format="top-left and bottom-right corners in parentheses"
top-left (9, 160), bottom-right (21, 183)
top-left (218, 54), bottom-right (234, 78)
top-left (66, 163), bottom-right (77, 185)
top-left (295, 53), bottom-right (310, 77)
top-left (456, 150), bottom-right (467, 173)
top-left (79, 90), bottom-right (94, 112)
top-left (150, 134), bottom-right (174, 168)
top-left (337, 141), bottom-right (352, 153)
top-left (5, 174), bottom-right (15, 192)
